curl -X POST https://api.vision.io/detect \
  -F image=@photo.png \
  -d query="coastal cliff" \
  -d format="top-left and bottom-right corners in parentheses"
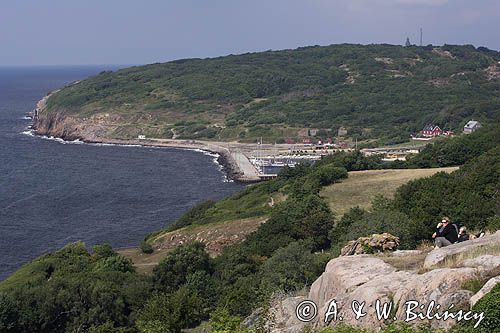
top-left (32, 101), bottom-right (255, 182)
top-left (33, 92), bottom-right (122, 142)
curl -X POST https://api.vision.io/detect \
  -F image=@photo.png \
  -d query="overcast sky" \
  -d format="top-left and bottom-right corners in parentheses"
top-left (1, 0), bottom-right (498, 66)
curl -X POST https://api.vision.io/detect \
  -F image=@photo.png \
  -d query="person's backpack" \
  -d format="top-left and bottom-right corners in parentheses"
top-left (452, 223), bottom-right (459, 235)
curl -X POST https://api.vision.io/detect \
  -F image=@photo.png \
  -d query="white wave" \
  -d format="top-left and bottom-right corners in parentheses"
top-left (21, 129), bottom-right (35, 136)
top-left (181, 148), bottom-right (230, 181)
top-left (87, 142), bottom-right (142, 148)
top-left (21, 116), bottom-right (32, 120)
top-left (20, 129), bottom-right (232, 181)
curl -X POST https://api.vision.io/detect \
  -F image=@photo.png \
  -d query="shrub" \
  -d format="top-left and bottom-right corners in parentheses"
top-left (209, 308), bottom-right (242, 333)
top-left (312, 165), bottom-right (348, 186)
top-left (137, 288), bottom-right (205, 333)
top-left (153, 242), bottom-right (212, 292)
top-left (93, 255), bottom-right (135, 273)
top-left (330, 208), bottom-right (426, 251)
top-left (485, 216), bottom-right (500, 233)
top-left (0, 293), bottom-right (18, 332)
top-left (92, 243), bottom-right (116, 260)
top-left (140, 240), bottom-right (154, 254)
top-left (259, 241), bottom-right (321, 293)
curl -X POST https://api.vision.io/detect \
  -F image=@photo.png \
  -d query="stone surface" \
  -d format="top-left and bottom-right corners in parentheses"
top-left (267, 231), bottom-right (500, 332)
top-left (340, 233), bottom-right (400, 256)
top-left (268, 296), bottom-right (308, 333)
top-left (470, 276), bottom-right (500, 307)
top-left (391, 250), bottom-right (423, 257)
top-left (463, 254), bottom-right (500, 272)
top-left (423, 230), bottom-right (500, 269)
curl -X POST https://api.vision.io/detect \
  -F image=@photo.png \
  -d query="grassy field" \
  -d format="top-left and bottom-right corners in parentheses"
top-left (320, 167), bottom-right (458, 217)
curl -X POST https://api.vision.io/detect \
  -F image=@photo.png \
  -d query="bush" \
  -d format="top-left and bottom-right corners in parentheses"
top-left (137, 288), bottom-right (205, 333)
top-left (259, 241), bottom-right (321, 293)
top-left (93, 255), bottom-right (135, 273)
top-left (485, 216), bottom-right (500, 233)
top-left (209, 308), bottom-right (242, 333)
top-left (0, 293), bottom-right (18, 332)
top-left (329, 208), bottom-right (426, 251)
top-left (394, 146), bottom-right (499, 233)
top-left (92, 243), bottom-right (116, 260)
top-left (140, 240), bottom-right (154, 254)
top-left (87, 322), bottom-right (132, 333)
top-left (245, 194), bottom-right (334, 256)
top-left (153, 242), bottom-right (212, 292)
top-left (312, 165), bottom-right (348, 186)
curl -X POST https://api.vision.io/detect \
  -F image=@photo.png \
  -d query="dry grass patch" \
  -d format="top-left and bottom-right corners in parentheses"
top-left (438, 243), bottom-right (500, 269)
top-left (377, 251), bottom-right (429, 272)
top-left (320, 167), bottom-right (458, 216)
top-left (118, 216), bottom-right (267, 274)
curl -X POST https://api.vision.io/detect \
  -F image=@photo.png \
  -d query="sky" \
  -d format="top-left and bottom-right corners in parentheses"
top-left (0, 0), bottom-right (499, 66)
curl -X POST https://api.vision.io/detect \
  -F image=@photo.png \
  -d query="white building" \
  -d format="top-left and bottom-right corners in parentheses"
top-left (463, 120), bottom-right (482, 134)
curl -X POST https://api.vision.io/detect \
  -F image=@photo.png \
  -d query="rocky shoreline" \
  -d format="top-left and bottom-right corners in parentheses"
top-left (30, 95), bottom-right (260, 183)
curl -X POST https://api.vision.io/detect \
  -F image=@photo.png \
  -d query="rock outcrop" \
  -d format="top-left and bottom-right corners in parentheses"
top-left (423, 231), bottom-right (500, 269)
top-left (470, 276), bottom-right (500, 307)
top-left (267, 231), bottom-right (500, 332)
top-left (340, 233), bottom-right (400, 256)
top-left (33, 110), bottom-right (120, 142)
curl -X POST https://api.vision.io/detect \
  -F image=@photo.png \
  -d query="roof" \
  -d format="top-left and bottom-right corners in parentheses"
top-left (465, 120), bottom-right (480, 128)
top-left (423, 124), bottom-right (441, 131)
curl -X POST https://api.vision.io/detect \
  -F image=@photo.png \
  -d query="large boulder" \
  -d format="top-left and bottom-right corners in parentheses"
top-left (267, 296), bottom-right (308, 333)
top-left (423, 231), bottom-right (500, 269)
top-left (470, 276), bottom-right (500, 307)
top-left (340, 233), bottom-right (400, 256)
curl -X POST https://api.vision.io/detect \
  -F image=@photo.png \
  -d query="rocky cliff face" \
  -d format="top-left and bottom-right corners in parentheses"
top-left (33, 109), bottom-right (121, 142)
top-left (266, 231), bottom-right (500, 332)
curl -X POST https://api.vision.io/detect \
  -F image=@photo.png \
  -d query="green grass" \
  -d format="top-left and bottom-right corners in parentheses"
top-left (320, 167), bottom-right (458, 217)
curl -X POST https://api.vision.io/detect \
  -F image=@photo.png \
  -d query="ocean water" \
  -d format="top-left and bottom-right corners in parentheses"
top-left (0, 66), bottom-right (244, 280)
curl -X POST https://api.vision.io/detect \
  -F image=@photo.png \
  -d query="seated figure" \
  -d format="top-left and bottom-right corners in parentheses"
top-left (432, 216), bottom-right (458, 248)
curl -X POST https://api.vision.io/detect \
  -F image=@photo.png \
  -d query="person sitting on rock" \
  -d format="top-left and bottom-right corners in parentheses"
top-left (432, 216), bottom-right (458, 248)
top-left (457, 226), bottom-right (471, 242)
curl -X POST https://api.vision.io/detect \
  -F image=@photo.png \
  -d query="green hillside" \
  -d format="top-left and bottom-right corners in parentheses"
top-left (45, 44), bottom-right (500, 143)
top-left (2, 131), bottom-right (499, 332)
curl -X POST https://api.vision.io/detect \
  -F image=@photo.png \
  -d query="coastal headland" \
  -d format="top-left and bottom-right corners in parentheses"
top-left (32, 94), bottom-right (271, 182)
top-left (31, 95), bottom-right (342, 183)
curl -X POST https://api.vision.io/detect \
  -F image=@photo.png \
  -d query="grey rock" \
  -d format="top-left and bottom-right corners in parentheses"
top-left (423, 231), bottom-right (500, 269)
top-left (470, 276), bottom-right (500, 307)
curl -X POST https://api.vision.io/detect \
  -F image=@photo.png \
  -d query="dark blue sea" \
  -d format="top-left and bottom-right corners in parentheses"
top-left (0, 66), bottom-right (244, 280)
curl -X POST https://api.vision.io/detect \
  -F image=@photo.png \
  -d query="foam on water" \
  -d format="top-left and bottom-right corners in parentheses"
top-left (20, 127), bottom-right (230, 180)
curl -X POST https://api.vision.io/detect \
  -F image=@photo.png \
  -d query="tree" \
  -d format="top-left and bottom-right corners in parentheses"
top-left (137, 288), bottom-right (205, 333)
top-left (0, 293), bottom-right (18, 332)
top-left (259, 242), bottom-right (320, 293)
top-left (153, 242), bottom-right (212, 292)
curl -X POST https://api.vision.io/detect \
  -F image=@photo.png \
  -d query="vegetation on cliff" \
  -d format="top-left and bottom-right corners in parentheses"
top-left (44, 44), bottom-right (500, 143)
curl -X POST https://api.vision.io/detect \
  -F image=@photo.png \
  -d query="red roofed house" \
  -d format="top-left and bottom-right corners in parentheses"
top-left (421, 124), bottom-right (443, 137)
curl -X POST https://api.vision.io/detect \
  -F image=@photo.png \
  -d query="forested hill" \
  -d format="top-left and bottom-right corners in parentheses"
top-left (45, 44), bottom-right (500, 144)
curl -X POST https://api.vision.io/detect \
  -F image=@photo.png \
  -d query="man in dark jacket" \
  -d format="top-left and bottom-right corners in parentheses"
top-left (432, 216), bottom-right (458, 248)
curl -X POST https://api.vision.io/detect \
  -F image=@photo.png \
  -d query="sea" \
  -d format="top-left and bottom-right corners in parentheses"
top-left (0, 66), bottom-right (244, 280)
